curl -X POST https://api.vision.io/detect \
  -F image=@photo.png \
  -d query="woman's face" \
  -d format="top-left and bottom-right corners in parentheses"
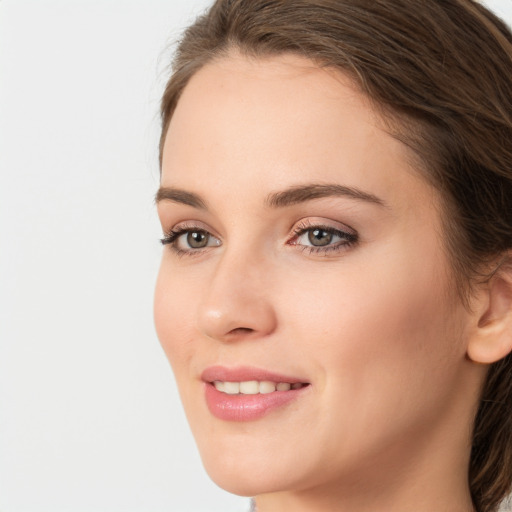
top-left (155, 54), bottom-right (480, 500)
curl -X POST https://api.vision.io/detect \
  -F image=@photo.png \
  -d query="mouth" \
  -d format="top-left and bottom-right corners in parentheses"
top-left (211, 380), bottom-right (308, 394)
top-left (201, 366), bottom-right (311, 421)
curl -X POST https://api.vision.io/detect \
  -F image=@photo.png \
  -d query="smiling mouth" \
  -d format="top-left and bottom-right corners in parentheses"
top-left (204, 370), bottom-right (311, 421)
top-left (211, 380), bottom-right (309, 394)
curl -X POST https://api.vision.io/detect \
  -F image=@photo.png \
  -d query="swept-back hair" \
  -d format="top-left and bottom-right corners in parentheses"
top-left (160, 2), bottom-right (512, 511)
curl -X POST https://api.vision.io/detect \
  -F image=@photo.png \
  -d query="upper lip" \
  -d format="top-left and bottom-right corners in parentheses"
top-left (201, 365), bottom-right (309, 384)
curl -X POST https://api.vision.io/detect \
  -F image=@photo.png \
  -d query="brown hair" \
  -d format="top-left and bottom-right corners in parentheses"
top-left (159, 1), bottom-right (512, 510)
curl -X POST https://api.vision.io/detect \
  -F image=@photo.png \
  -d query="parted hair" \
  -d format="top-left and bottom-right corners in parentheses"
top-left (159, 1), bottom-right (512, 511)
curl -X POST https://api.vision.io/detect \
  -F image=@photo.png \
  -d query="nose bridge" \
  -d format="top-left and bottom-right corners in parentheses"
top-left (196, 242), bottom-right (277, 341)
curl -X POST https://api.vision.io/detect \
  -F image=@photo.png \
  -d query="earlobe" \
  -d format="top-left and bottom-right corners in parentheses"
top-left (467, 261), bottom-right (512, 364)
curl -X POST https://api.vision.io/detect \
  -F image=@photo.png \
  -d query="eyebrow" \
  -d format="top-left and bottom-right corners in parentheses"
top-left (265, 183), bottom-right (387, 208)
top-left (155, 183), bottom-right (387, 210)
top-left (155, 187), bottom-right (207, 209)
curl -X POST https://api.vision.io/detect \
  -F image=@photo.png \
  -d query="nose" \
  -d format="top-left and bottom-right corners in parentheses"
top-left (196, 250), bottom-right (278, 342)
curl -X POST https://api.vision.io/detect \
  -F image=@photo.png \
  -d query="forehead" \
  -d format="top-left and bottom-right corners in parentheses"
top-left (161, 52), bottom-right (433, 212)
top-left (164, 53), bottom-right (379, 164)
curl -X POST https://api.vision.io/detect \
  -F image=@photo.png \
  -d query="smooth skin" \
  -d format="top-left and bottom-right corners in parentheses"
top-left (154, 53), bottom-right (509, 512)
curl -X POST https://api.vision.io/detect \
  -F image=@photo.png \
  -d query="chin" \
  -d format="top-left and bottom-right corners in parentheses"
top-left (203, 461), bottom-right (291, 497)
top-left (197, 438), bottom-right (307, 497)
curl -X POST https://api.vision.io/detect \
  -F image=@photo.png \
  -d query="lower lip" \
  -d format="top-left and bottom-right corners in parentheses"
top-left (204, 383), bottom-right (308, 422)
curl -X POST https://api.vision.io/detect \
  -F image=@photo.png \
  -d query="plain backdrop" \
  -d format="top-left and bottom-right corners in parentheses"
top-left (1, 1), bottom-right (511, 511)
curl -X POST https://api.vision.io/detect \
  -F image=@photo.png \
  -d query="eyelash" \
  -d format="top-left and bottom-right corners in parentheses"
top-left (160, 225), bottom-right (216, 258)
top-left (290, 222), bottom-right (358, 255)
top-left (160, 222), bottom-right (358, 257)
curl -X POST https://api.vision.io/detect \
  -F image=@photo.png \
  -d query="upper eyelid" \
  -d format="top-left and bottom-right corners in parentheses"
top-left (166, 220), bottom-right (220, 237)
top-left (290, 225), bottom-right (357, 246)
top-left (291, 217), bottom-right (356, 235)
top-left (162, 217), bottom-right (358, 243)
top-left (292, 225), bottom-right (354, 238)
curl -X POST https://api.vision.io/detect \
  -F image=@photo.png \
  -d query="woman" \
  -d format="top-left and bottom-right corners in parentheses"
top-left (154, 1), bottom-right (512, 511)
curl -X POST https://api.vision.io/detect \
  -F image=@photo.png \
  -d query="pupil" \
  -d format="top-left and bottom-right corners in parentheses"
top-left (308, 229), bottom-right (332, 246)
top-left (187, 231), bottom-right (208, 248)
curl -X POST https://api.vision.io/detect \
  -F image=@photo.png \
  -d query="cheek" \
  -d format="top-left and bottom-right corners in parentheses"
top-left (280, 243), bottom-right (464, 429)
top-left (154, 262), bottom-right (196, 374)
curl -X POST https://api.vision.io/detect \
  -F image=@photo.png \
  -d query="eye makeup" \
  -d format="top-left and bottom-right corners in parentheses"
top-left (160, 217), bottom-right (358, 257)
top-left (287, 218), bottom-right (358, 256)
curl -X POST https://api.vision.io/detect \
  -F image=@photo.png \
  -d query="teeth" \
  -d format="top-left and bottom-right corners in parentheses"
top-left (239, 380), bottom-right (259, 394)
top-left (223, 382), bottom-right (240, 394)
top-left (213, 380), bottom-right (304, 395)
top-left (259, 381), bottom-right (276, 394)
top-left (213, 381), bottom-right (225, 392)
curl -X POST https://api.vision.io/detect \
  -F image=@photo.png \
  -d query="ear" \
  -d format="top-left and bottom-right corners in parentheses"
top-left (467, 259), bottom-right (512, 364)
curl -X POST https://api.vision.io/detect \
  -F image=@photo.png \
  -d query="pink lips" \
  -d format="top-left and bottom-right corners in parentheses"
top-left (201, 366), bottom-right (310, 422)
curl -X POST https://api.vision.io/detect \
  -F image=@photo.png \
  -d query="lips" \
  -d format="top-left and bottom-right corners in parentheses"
top-left (201, 366), bottom-right (310, 421)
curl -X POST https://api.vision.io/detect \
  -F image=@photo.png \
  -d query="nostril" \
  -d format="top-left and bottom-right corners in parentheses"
top-left (197, 297), bottom-right (277, 341)
top-left (229, 327), bottom-right (254, 335)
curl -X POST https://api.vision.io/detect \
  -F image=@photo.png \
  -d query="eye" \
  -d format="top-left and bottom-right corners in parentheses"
top-left (305, 228), bottom-right (337, 247)
top-left (184, 230), bottom-right (210, 249)
top-left (289, 221), bottom-right (358, 254)
top-left (161, 225), bottom-right (221, 254)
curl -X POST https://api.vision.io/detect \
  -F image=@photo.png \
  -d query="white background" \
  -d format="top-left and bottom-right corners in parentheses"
top-left (1, 1), bottom-right (511, 511)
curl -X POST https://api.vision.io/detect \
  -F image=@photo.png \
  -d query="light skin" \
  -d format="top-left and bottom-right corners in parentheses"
top-left (154, 53), bottom-right (512, 512)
